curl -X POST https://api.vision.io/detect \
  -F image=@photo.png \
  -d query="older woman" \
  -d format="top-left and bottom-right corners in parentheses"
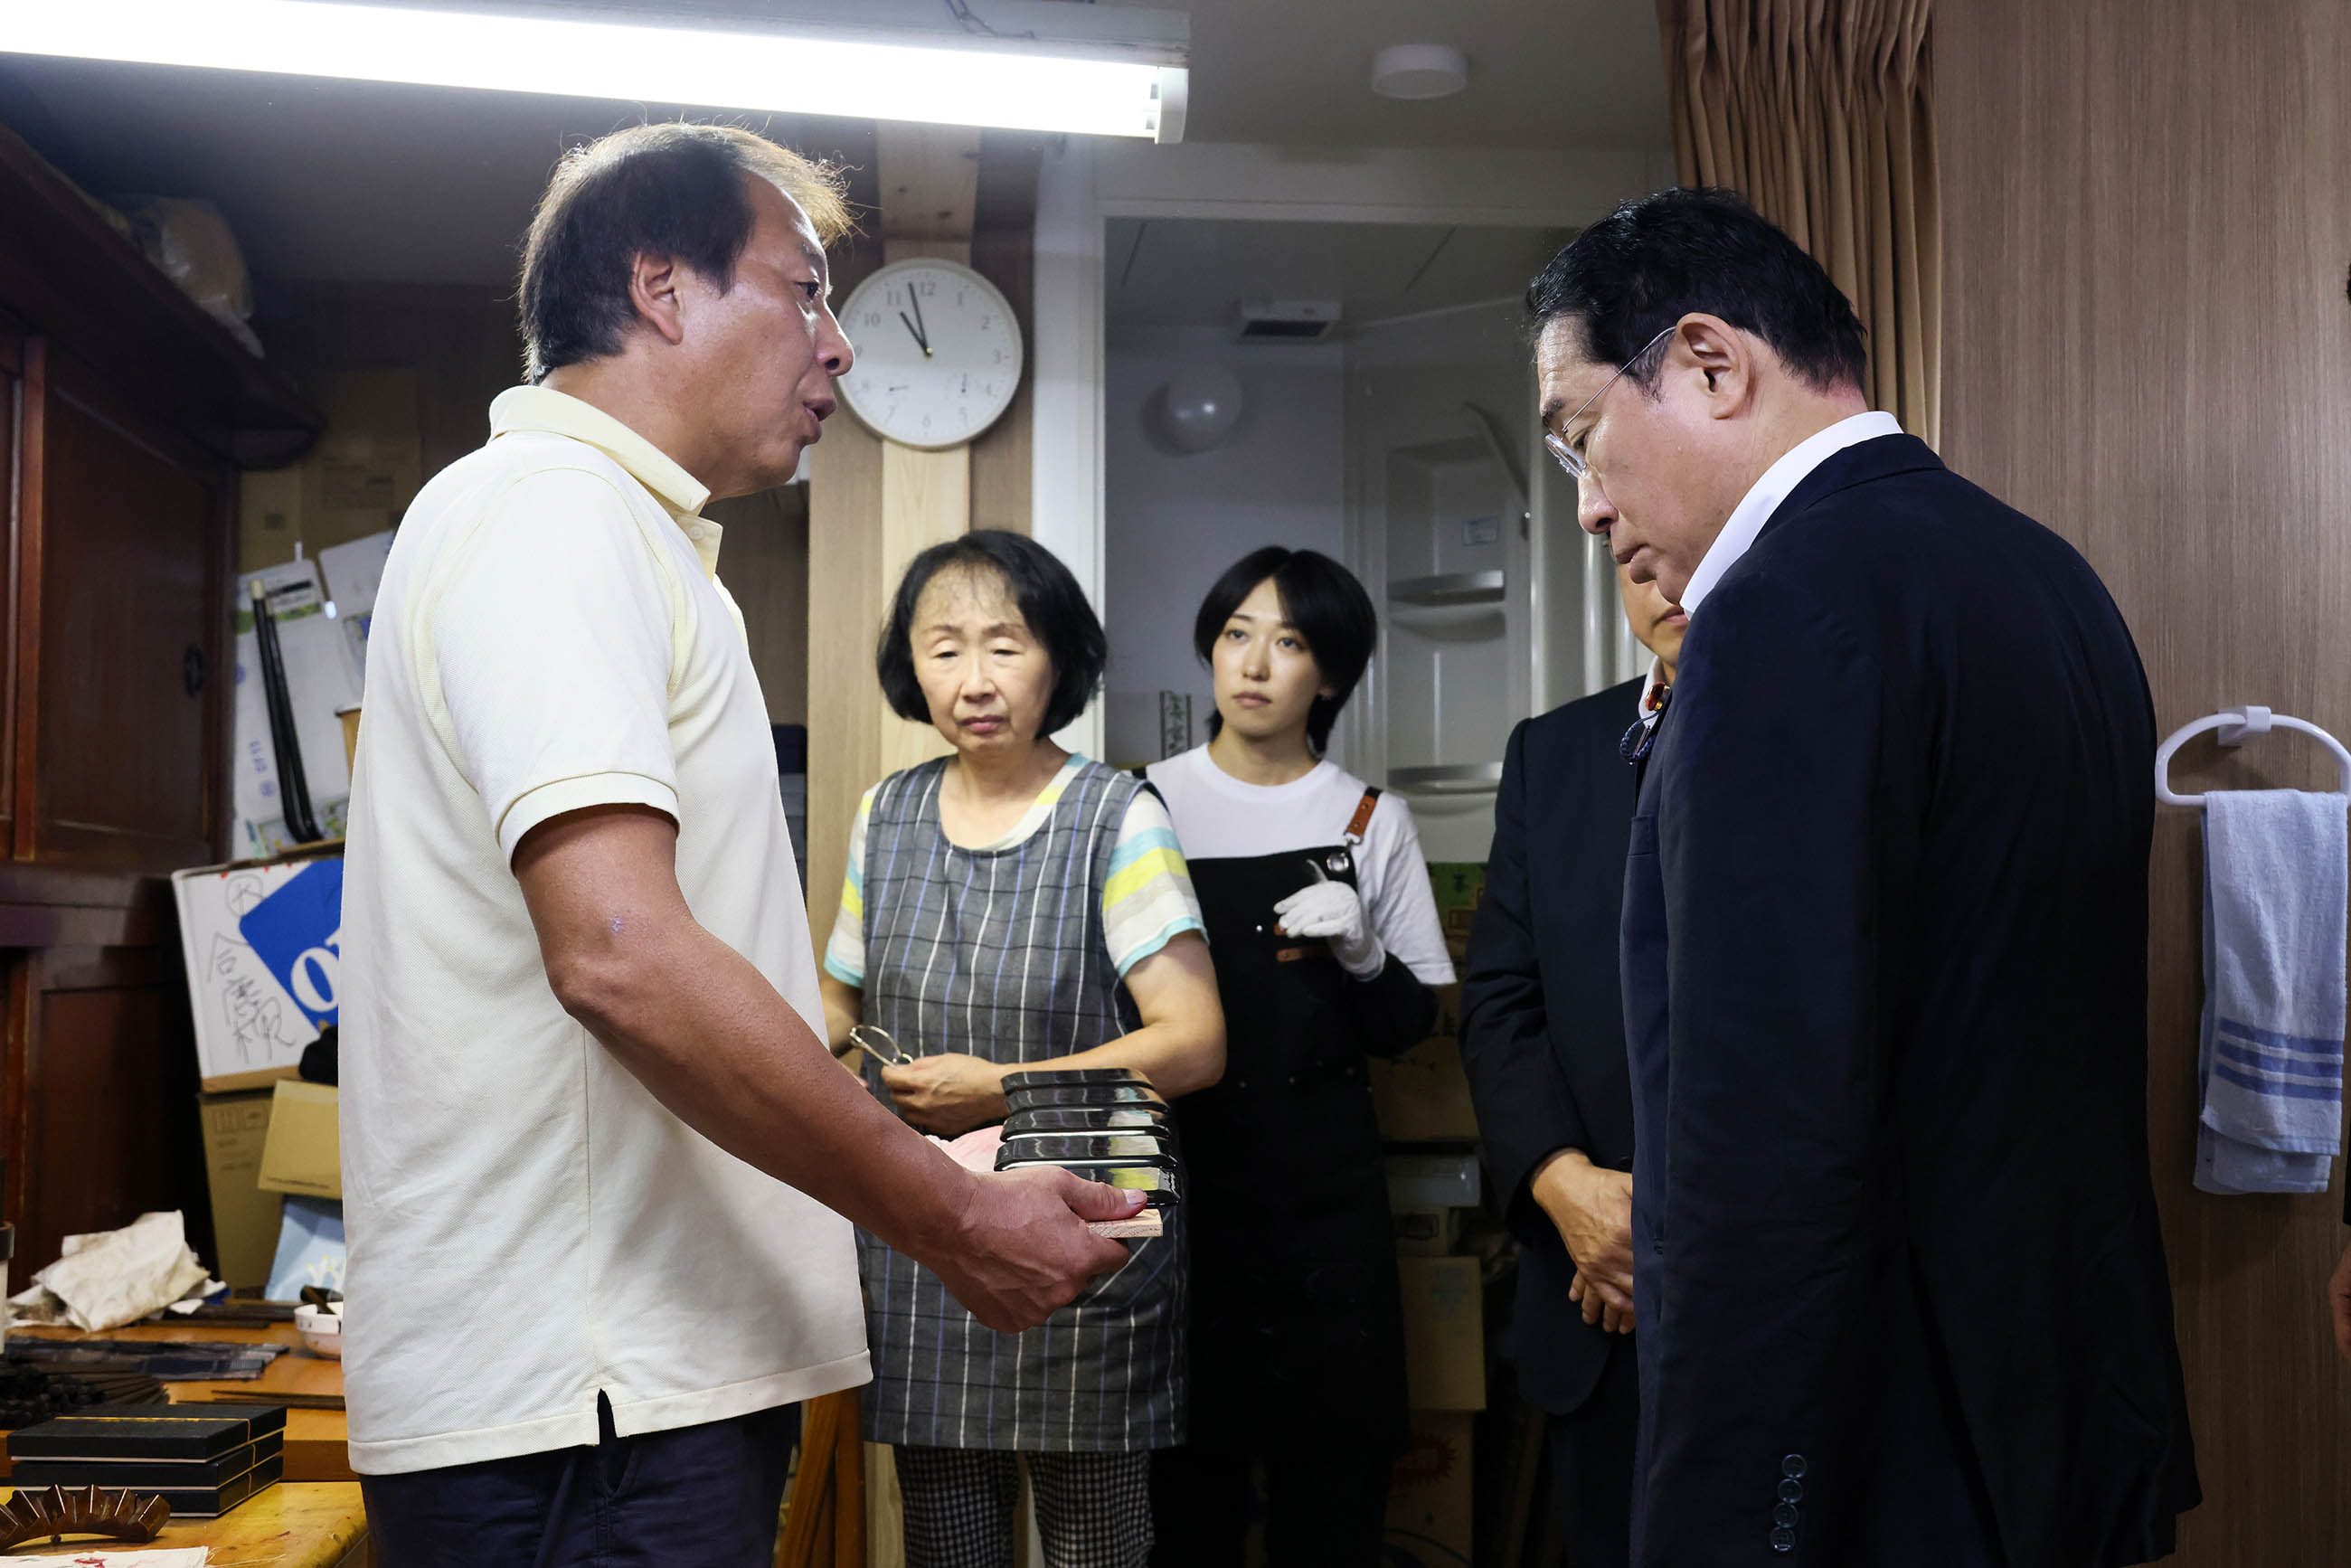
top-left (819, 529), bottom-right (1223, 1568)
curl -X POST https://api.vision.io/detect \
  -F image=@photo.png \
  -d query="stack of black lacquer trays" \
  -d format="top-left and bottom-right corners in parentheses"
top-left (6, 1403), bottom-right (286, 1517)
top-left (996, 1068), bottom-right (1179, 1235)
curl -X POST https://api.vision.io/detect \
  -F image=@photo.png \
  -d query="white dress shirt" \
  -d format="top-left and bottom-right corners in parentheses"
top-left (1678, 411), bottom-right (1903, 619)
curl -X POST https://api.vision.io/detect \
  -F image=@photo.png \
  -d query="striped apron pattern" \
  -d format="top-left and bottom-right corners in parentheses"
top-left (854, 757), bottom-right (1187, 1452)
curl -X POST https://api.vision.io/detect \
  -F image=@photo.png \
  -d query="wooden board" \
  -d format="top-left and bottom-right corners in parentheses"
top-left (148, 1480), bottom-right (369, 1567)
top-left (1937, 3), bottom-right (2351, 1559)
top-left (877, 125), bottom-right (982, 253)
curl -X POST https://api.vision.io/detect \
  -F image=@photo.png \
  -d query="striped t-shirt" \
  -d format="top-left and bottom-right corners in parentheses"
top-left (825, 755), bottom-right (1203, 987)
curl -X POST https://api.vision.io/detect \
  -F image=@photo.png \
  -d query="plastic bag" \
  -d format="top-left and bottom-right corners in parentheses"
top-left (115, 194), bottom-right (262, 355)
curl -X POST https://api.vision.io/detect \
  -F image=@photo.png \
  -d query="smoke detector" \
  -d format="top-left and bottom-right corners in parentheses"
top-left (1234, 299), bottom-right (1342, 344)
top-left (1371, 43), bottom-right (1468, 100)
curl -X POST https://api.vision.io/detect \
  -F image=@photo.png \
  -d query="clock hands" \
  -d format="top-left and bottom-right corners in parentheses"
top-left (897, 307), bottom-right (930, 357)
top-left (909, 285), bottom-right (934, 358)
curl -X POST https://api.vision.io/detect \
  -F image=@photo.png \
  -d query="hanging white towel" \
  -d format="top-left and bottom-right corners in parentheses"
top-left (2194, 789), bottom-right (2347, 1195)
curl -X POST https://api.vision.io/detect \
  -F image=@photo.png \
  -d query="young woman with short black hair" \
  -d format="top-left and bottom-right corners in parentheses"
top-left (1144, 547), bottom-right (1455, 1567)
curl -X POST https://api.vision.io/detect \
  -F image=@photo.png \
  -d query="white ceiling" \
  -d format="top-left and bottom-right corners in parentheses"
top-left (0, 1), bottom-right (1667, 288)
top-left (1105, 217), bottom-right (1572, 330)
top-left (1142, 0), bottom-right (1669, 151)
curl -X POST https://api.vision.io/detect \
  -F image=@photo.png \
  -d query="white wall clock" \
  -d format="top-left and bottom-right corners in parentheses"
top-left (836, 258), bottom-right (1024, 450)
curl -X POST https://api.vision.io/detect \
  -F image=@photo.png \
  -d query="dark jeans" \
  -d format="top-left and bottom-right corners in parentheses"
top-left (361, 1394), bottom-right (799, 1568)
top-left (1547, 1341), bottom-right (1638, 1568)
top-left (1147, 1439), bottom-right (1391, 1568)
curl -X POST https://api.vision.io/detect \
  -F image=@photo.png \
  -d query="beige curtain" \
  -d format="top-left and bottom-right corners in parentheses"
top-left (1655, 0), bottom-right (1941, 445)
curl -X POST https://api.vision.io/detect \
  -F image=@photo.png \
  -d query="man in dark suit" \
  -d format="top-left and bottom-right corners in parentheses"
top-left (1459, 564), bottom-right (1684, 1566)
top-left (1527, 187), bottom-right (2200, 1566)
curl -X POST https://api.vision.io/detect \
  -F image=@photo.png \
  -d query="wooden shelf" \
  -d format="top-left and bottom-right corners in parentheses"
top-left (0, 123), bottom-right (321, 468)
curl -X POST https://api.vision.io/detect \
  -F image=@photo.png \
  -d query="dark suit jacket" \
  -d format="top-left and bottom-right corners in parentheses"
top-left (1459, 677), bottom-right (1642, 1415)
top-left (1621, 434), bottom-right (2199, 1566)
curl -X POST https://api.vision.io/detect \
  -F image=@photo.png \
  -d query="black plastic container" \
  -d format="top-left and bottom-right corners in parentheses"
top-left (995, 1152), bottom-right (1181, 1207)
top-left (1004, 1104), bottom-right (1166, 1135)
top-left (1001, 1066), bottom-right (1152, 1094)
top-left (998, 1130), bottom-right (1172, 1163)
top-left (1004, 1083), bottom-right (1169, 1112)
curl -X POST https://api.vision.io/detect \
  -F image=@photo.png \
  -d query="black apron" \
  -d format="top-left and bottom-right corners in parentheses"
top-left (1174, 789), bottom-right (1412, 1456)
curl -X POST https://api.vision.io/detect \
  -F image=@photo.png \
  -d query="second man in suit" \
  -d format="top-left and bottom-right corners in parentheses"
top-left (1460, 563), bottom-right (1684, 1567)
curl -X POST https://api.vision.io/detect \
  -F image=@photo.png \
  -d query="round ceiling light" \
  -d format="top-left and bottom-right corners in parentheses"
top-left (1371, 43), bottom-right (1468, 100)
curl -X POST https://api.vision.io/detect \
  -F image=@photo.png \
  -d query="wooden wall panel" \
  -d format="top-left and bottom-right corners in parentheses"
top-left (1938, 4), bottom-right (2351, 1561)
top-left (706, 485), bottom-right (811, 726)
top-left (806, 407), bottom-right (887, 940)
top-left (969, 226), bottom-right (1036, 536)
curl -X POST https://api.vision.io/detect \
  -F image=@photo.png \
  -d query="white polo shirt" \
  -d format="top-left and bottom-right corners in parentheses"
top-left (339, 386), bottom-right (868, 1476)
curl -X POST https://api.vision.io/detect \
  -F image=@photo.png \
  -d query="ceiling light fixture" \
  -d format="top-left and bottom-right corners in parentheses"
top-left (1370, 43), bottom-right (1468, 101)
top-left (0, 0), bottom-right (1190, 141)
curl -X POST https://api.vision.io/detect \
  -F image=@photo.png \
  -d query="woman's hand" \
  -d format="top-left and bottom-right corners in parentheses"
top-left (882, 1053), bottom-right (1010, 1136)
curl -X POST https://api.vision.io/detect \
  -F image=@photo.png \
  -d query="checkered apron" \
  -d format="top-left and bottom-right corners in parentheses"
top-left (854, 757), bottom-right (1186, 1452)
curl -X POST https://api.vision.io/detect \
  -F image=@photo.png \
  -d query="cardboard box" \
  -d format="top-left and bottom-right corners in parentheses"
top-left (197, 1091), bottom-right (285, 1290)
top-left (1426, 862), bottom-right (1487, 958)
top-left (1371, 1025), bottom-right (1482, 1142)
top-left (1385, 1411), bottom-right (1473, 1566)
top-left (1398, 1255), bottom-right (1485, 1411)
top-left (1374, 862), bottom-right (1487, 1142)
top-left (172, 849), bottom-right (342, 1091)
top-left (1386, 1151), bottom-right (1481, 1211)
top-left (238, 368), bottom-right (421, 571)
top-left (257, 1081), bottom-right (340, 1200)
top-left (1392, 1205), bottom-right (1460, 1257)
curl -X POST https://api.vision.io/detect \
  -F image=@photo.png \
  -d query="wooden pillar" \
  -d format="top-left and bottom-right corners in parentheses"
top-left (804, 124), bottom-right (979, 936)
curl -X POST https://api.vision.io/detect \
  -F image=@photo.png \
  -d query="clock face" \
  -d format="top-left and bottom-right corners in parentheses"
top-left (836, 259), bottom-right (1024, 450)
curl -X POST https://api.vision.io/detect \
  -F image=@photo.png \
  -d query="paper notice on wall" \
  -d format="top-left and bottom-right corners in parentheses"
top-left (172, 851), bottom-right (343, 1091)
top-left (318, 528), bottom-right (394, 620)
top-left (233, 558), bottom-right (362, 853)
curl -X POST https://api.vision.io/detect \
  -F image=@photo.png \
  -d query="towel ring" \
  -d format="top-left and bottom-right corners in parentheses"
top-left (2154, 705), bottom-right (2351, 807)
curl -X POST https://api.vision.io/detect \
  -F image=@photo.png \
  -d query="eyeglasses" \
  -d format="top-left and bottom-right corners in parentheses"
top-left (843, 1024), bottom-right (917, 1071)
top-left (1544, 324), bottom-right (1677, 481)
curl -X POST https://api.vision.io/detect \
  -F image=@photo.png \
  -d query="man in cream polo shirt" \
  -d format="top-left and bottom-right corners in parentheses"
top-left (341, 124), bottom-right (1141, 1565)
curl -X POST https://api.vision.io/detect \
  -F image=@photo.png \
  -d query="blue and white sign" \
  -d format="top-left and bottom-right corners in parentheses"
top-left (236, 858), bottom-right (343, 1028)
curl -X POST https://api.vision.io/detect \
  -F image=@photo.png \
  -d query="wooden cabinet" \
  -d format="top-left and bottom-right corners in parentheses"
top-left (0, 323), bottom-right (19, 855)
top-left (0, 122), bottom-right (318, 1274)
top-left (7, 941), bottom-right (203, 1278)
top-left (24, 358), bottom-right (229, 870)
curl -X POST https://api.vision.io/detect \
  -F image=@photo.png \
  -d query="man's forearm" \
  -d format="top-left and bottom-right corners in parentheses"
top-left (566, 914), bottom-right (977, 1264)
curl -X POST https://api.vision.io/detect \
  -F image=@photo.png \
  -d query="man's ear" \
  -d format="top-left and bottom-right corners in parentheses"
top-left (1674, 314), bottom-right (1754, 420)
top-left (628, 251), bottom-right (687, 347)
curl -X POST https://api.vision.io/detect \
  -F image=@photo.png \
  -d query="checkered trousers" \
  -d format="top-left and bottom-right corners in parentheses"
top-left (896, 1446), bottom-right (1152, 1568)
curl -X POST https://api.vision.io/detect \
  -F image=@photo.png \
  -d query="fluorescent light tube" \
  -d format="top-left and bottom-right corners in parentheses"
top-left (0, 0), bottom-right (1190, 141)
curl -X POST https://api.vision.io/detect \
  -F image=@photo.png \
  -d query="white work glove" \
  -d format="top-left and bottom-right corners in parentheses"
top-left (1273, 865), bottom-right (1386, 979)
